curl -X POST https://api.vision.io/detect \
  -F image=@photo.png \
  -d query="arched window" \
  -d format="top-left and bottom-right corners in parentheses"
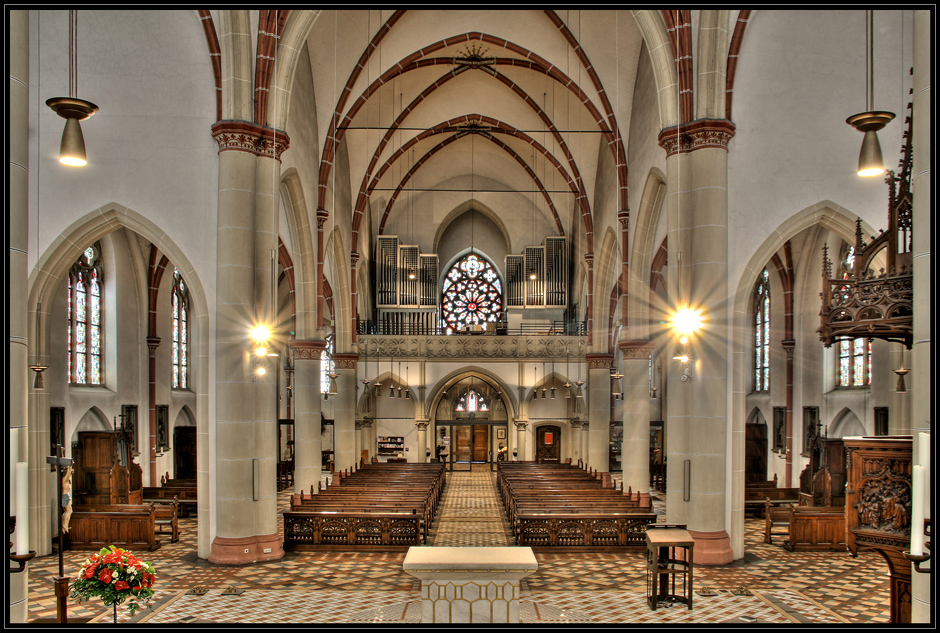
top-left (455, 388), bottom-right (489, 412)
top-left (441, 253), bottom-right (503, 334)
top-left (839, 338), bottom-right (872, 387)
top-left (753, 268), bottom-right (770, 392)
top-left (321, 335), bottom-right (335, 395)
top-left (171, 268), bottom-right (189, 389)
top-left (68, 243), bottom-right (103, 385)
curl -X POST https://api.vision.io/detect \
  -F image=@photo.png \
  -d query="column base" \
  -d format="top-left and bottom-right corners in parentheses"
top-left (688, 529), bottom-right (733, 565)
top-left (208, 533), bottom-right (284, 565)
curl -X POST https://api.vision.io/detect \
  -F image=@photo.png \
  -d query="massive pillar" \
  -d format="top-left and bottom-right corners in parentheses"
top-left (910, 8), bottom-right (931, 623)
top-left (9, 9), bottom-right (29, 623)
top-left (586, 354), bottom-right (612, 473)
top-left (416, 420), bottom-right (429, 463)
top-left (208, 122), bottom-right (288, 564)
top-left (333, 354), bottom-right (359, 472)
top-left (659, 120), bottom-right (735, 564)
top-left (514, 420), bottom-right (528, 461)
top-left (620, 341), bottom-right (654, 504)
top-left (291, 340), bottom-right (324, 494)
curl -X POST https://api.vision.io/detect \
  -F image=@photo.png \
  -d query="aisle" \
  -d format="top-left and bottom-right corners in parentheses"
top-left (429, 467), bottom-right (513, 546)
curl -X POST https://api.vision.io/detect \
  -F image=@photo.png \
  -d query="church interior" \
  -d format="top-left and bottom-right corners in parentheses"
top-left (8, 9), bottom-right (932, 625)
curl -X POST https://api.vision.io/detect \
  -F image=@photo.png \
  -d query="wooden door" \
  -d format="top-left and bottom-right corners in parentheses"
top-left (174, 426), bottom-right (197, 480)
top-left (536, 425), bottom-right (561, 463)
top-left (745, 423), bottom-right (768, 483)
top-left (472, 425), bottom-right (488, 462)
top-left (455, 427), bottom-right (472, 462)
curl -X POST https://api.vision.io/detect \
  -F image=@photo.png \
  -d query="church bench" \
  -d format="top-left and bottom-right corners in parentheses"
top-left (283, 511), bottom-right (424, 551)
top-left (764, 499), bottom-right (794, 544)
top-left (783, 505), bottom-right (847, 552)
top-left (143, 485), bottom-right (197, 517)
top-left (74, 500), bottom-right (179, 543)
top-left (744, 488), bottom-right (800, 516)
top-left (65, 505), bottom-right (160, 551)
top-left (515, 512), bottom-right (657, 549)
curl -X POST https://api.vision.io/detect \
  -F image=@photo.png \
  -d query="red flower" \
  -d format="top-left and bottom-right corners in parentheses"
top-left (84, 564), bottom-right (99, 579)
top-left (143, 572), bottom-right (155, 587)
top-left (126, 555), bottom-right (139, 566)
top-left (98, 568), bottom-right (113, 584)
top-left (115, 580), bottom-right (130, 591)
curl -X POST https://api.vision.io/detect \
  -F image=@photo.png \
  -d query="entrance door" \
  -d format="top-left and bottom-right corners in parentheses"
top-left (455, 426), bottom-right (473, 462)
top-left (745, 423), bottom-right (768, 483)
top-left (174, 426), bottom-right (197, 480)
top-left (536, 425), bottom-right (561, 463)
top-left (472, 425), bottom-right (488, 462)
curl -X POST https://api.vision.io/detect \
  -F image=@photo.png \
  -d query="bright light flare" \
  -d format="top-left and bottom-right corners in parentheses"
top-left (671, 307), bottom-right (704, 337)
top-left (249, 325), bottom-right (271, 343)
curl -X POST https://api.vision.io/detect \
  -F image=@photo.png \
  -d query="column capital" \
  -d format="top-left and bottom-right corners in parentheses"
top-left (316, 209), bottom-right (329, 229)
top-left (618, 209), bottom-right (630, 227)
top-left (290, 339), bottom-right (327, 360)
top-left (583, 253), bottom-right (594, 270)
top-left (514, 420), bottom-right (529, 431)
top-left (781, 338), bottom-right (796, 359)
top-left (333, 353), bottom-right (359, 370)
top-left (657, 119), bottom-right (736, 157)
top-left (618, 340), bottom-right (655, 360)
top-left (585, 353), bottom-right (613, 370)
top-left (415, 420), bottom-right (429, 430)
top-left (211, 120), bottom-right (290, 161)
top-left (146, 336), bottom-right (161, 357)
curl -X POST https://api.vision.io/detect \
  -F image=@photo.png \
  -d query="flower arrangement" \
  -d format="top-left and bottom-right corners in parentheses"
top-left (70, 546), bottom-right (156, 619)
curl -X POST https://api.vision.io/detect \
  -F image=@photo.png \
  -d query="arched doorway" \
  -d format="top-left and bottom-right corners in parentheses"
top-left (432, 373), bottom-right (510, 471)
top-left (536, 425), bottom-right (561, 463)
top-left (745, 409), bottom-right (769, 483)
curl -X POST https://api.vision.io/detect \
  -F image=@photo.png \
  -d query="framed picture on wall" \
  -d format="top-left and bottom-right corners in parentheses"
top-left (496, 428), bottom-right (506, 440)
top-left (121, 404), bottom-right (139, 456)
top-left (156, 405), bottom-right (169, 451)
top-left (772, 406), bottom-right (786, 453)
top-left (802, 406), bottom-right (819, 456)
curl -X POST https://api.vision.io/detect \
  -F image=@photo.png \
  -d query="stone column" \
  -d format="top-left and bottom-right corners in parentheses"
top-left (208, 121), bottom-right (288, 564)
top-left (360, 418), bottom-right (373, 462)
top-left (586, 354), bottom-right (612, 472)
top-left (911, 7), bottom-right (931, 624)
top-left (9, 9), bottom-right (29, 623)
top-left (416, 420), bottom-right (429, 463)
top-left (333, 353), bottom-right (359, 472)
top-left (659, 120), bottom-right (735, 565)
top-left (620, 341), bottom-right (654, 505)
top-left (568, 419), bottom-right (583, 465)
top-left (514, 420), bottom-right (528, 461)
top-left (291, 340), bottom-right (324, 494)
top-left (146, 336), bottom-right (160, 485)
top-left (355, 419), bottom-right (365, 463)
top-left (580, 421), bottom-right (590, 468)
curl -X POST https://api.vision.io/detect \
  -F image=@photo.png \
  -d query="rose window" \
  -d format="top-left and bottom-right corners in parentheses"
top-left (441, 253), bottom-right (502, 334)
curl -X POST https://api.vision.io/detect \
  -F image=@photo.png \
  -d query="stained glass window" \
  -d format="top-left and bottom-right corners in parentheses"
top-left (838, 338), bottom-right (872, 387)
top-left (171, 268), bottom-right (189, 389)
top-left (441, 253), bottom-right (503, 334)
top-left (68, 243), bottom-right (103, 385)
top-left (321, 335), bottom-right (335, 394)
top-left (753, 268), bottom-right (770, 392)
top-left (455, 388), bottom-right (489, 412)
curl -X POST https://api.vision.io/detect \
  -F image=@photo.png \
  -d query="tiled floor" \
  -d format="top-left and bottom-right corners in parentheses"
top-left (21, 468), bottom-right (891, 625)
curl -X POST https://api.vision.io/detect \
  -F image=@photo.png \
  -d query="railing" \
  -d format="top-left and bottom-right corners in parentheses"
top-left (358, 319), bottom-right (585, 336)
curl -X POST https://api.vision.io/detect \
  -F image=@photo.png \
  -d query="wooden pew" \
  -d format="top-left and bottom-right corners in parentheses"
top-left (784, 505), bottom-right (847, 552)
top-left (143, 485), bottom-right (197, 517)
top-left (283, 463), bottom-right (445, 551)
top-left (498, 462), bottom-right (655, 549)
top-left (65, 504), bottom-right (160, 551)
top-left (764, 499), bottom-right (793, 544)
top-left (73, 500), bottom-right (179, 543)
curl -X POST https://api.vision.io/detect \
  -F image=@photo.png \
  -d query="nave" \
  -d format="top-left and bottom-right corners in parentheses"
top-left (25, 468), bottom-right (890, 625)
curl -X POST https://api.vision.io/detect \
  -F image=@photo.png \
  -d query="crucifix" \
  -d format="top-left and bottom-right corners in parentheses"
top-left (45, 444), bottom-right (73, 624)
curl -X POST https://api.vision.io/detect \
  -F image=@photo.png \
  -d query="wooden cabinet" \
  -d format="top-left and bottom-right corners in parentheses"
top-left (799, 436), bottom-right (846, 508)
top-left (73, 431), bottom-right (142, 506)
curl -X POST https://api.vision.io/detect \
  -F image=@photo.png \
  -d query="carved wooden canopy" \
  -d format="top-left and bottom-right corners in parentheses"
top-left (818, 107), bottom-right (914, 349)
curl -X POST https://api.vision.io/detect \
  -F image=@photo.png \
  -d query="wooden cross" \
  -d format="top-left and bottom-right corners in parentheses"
top-left (45, 444), bottom-right (72, 623)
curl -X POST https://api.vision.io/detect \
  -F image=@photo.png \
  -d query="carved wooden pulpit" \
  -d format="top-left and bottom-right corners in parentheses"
top-left (844, 436), bottom-right (913, 623)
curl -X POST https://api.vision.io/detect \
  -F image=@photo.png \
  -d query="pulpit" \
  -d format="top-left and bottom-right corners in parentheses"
top-left (844, 435), bottom-right (913, 623)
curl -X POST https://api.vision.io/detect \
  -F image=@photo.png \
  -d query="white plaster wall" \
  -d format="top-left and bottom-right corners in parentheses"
top-left (727, 9), bottom-right (912, 290)
top-left (28, 10), bottom-right (219, 298)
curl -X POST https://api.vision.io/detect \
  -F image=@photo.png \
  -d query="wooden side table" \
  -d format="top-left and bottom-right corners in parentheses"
top-left (646, 525), bottom-right (694, 610)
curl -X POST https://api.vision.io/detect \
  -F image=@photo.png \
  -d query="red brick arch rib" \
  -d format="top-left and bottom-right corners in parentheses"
top-left (197, 10), bottom-right (222, 121)
top-left (255, 10), bottom-right (290, 126)
top-left (725, 10), bottom-right (751, 121)
top-left (376, 129), bottom-right (568, 237)
top-left (352, 114), bottom-right (586, 251)
top-left (661, 10), bottom-right (693, 125)
top-left (277, 238), bottom-right (296, 338)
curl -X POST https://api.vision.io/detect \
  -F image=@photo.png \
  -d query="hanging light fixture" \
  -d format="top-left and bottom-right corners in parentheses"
top-left (532, 366), bottom-right (538, 401)
top-left (549, 357), bottom-right (557, 399)
top-left (47, 11), bottom-right (98, 167)
top-left (610, 363), bottom-right (624, 400)
top-left (404, 366), bottom-right (411, 399)
top-left (397, 361), bottom-right (404, 398)
top-left (388, 356), bottom-right (396, 398)
top-left (575, 356), bottom-right (584, 399)
top-left (846, 10), bottom-right (895, 177)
